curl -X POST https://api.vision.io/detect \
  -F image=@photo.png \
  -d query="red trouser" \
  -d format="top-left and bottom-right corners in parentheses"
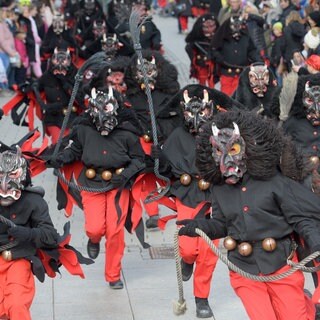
top-left (230, 255), bottom-right (315, 320)
top-left (45, 126), bottom-right (70, 145)
top-left (0, 257), bottom-right (35, 320)
top-left (220, 74), bottom-right (240, 96)
top-left (177, 199), bottom-right (219, 298)
top-left (81, 189), bottom-right (129, 282)
top-left (194, 62), bottom-right (215, 88)
top-left (179, 16), bottom-right (188, 31)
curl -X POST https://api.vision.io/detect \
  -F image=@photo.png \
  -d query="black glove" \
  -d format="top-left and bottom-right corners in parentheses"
top-left (0, 109), bottom-right (3, 120)
top-left (111, 174), bottom-right (126, 188)
top-left (176, 219), bottom-right (211, 237)
top-left (46, 156), bottom-right (64, 169)
top-left (7, 226), bottom-right (37, 242)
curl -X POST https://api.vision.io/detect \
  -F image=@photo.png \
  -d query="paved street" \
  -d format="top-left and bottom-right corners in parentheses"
top-left (0, 12), bottom-right (315, 320)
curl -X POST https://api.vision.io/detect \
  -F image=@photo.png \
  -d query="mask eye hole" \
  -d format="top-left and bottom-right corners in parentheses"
top-left (304, 97), bottom-right (314, 106)
top-left (215, 148), bottom-right (222, 156)
top-left (8, 169), bottom-right (21, 179)
top-left (228, 143), bottom-right (241, 156)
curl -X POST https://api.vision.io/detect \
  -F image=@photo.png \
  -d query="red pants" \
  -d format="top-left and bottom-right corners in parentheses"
top-left (230, 256), bottom-right (315, 320)
top-left (220, 74), bottom-right (239, 96)
top-left (81, 189), bottom-right (129, 282)
top-left (179, 16), bottom-right (188, 31)
top-left (0, 257), bottom-right (35, 320)
top-left (177, 199), bottom-right (219, 298)
top-left (45, 126), bottom-right (70, 145)
top-left (193, 62), bottom-right (215, 88)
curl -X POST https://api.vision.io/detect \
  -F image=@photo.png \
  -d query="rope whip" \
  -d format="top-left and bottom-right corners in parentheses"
top-left (173, 228), bottom-right (320, 315)
top-left (129, 9), bottom-right (171, 203)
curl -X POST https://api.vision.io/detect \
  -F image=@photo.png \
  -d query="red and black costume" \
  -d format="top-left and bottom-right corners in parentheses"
top-left (159, 84), bottom-right (241, 318)
top-left (33, 48), bottom-right (83, 144)
top-left (0, 143), bottom-right (91, 320)
top-left (185, 14), bottom-right (219, 88)
top-left (233, 62), bottom-right (281, 120)
top-left (177, 110), bottom-right (320, 320)
top-left (49, 85), bottom-right (145, 288)
top-left (211, 15), bottom-right (261, 96)
top-left (124, 49), bottom-right (182, 228)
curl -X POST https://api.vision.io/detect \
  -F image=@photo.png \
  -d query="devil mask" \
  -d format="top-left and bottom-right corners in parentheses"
top-left (202, 17), bottom-right (217, 38)
top-left (84, 0), bottom-right (96, 15)
top-left (52, 14), bottom-right (65, 34)
top-left (135, 56), bottom-right (158, 91)
top-left (88, 86), bottom-right (119, 135)
top-left (230, 15), bottom-right (245, 40)
top-left (181, 89), bottom-right (214, 134)
top-left (0, 146), bottom-right (28, 206)
top-left (50, 48), bottom-right (72, 76)
top-left (92, 20), bottom-right (107, 40)
top-left (210, 122), bottom-right (247, 184)
top-left (101, 34), bottom-right (122, 59)
top-left (249, 64), bottom-right (269, 97)
top-left (106, 68), bottom-right (127, 94)
top-left (303, 81), bottom-right (320, 126)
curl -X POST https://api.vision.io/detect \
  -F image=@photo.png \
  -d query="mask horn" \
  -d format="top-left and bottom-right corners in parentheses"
top-left (211, 122), bottom-right (220, 137)
top-left (305, 81), bottom-right (310, 92)
top-left (203, 89), bottom-right (209, 103)
top-left (232, 122), bottom-right (240, 136)
top-left (91, 87), bottom-right (97, 99)
top-left (183, 90), bottom-right (191, 104)
top-left (108, 85), bottom-right (113, 98)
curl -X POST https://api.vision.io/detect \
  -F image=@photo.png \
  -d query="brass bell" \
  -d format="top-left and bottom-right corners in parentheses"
top-left (236, 68), bottom-right (241, 73)
top-left (143, 134), bottom-right (151, 143)
top-left (180, 174), bottom-right (191, 186)
top-left (262, 238), bottom-right (277, 252)
top-left (115, 168), bottom-right (124, 175)
top-left (2, 250), bottom-right (12, 261)
top-left (238, 242), bottom-right (253, 256)
top-left (141, 83), bottom-right (146, 90)
top-left (198, 179), bottom-right (210, 191)
top-left (227, 68), bottom-right (232, 74)
top-left (223, 236), bottom-right (237, 251)
top-left (72, 106), bottom-right (78, 112)
top-left (310, 156), bottom-right (319, 166)
top-left (101, 170), bottom-right (112, 181)
top-left (62, 108), bottom-right (68, 115)
top-left (85, 168), bottom-right (96, 179)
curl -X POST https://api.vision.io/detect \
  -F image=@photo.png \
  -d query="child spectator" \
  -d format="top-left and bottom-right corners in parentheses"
top-left (14, 27), bottom-right (28, 85)
top-left (270, 21), bottom-right (285, 85)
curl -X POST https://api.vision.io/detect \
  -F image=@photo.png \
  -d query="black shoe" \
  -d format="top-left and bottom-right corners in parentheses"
top-left (145, 215), bottom-right (159, 229)
top-left (180, 259), bottom-right (194, 281)
top-left (87, 239), bottom-right (100, 259)
top-left (195, 298), bottom-right (214, 319)
top-left (109, 279), bottom-right (124, 290)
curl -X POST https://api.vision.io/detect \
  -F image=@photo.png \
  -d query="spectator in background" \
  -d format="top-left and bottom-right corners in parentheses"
top-left (291, 53), bottom-right (320, 74)
top-left (28, 4), bottom-right (42, 78)
top-left (14, 26), bottom-right (29, 85)
top-left (282, 10), bottom-right (306, 72)
top-left (39, 0), bottom-right (54, 32)
top-left (278, 0), bottom-right (298, 26)
top-left (0, 7), bottom-right (18, 96)
top-left (270, 21), bottom-right (285, 85)
top-left (303, 28), bottom-right (320, 57)
top-left (217, 0), bottom-right (242, 26)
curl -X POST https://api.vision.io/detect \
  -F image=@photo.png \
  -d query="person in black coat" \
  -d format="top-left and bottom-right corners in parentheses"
top-left (47, 84), bottom-right (145, 289)
top-left (177, 109), bottom-right (320, 320)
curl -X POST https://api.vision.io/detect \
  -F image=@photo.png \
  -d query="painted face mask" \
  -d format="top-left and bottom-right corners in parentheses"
top-left (202, 17), bottom-right (217, 38)
top-left (303, 81), bottom-right (320, 126)
top-left (249, 64), bottom-right (269, 97)
top-left (135, 56), bottom-right (158, 91)
top-left (230, 15), bottom-right (245, 40)
top-left (106, 69), bottom-right (127, 94)
top-left (0, 146), bottom-right (28, 206)
top-left (92, 20), bottom-right (107, 40)
top-left (84, 0), bottom-right (96, 15)
top-left (210, 122), bottom-right (247, 184)
top-left (181, 89), bottom-right (215, 134)
top-left (113, 0), bottom-right (131, 24)
top-left (88, 86), bottom-right (119, 135)
top-left (101, 34), bottom-right (122, 59)
top-left (50, 48), bottom-right (72, 76)
top-left (52, 14), bottom-right (65, 34)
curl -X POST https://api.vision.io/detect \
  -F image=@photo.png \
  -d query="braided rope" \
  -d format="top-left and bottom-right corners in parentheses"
top-left (129, 9), bottom-right (171, 203)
